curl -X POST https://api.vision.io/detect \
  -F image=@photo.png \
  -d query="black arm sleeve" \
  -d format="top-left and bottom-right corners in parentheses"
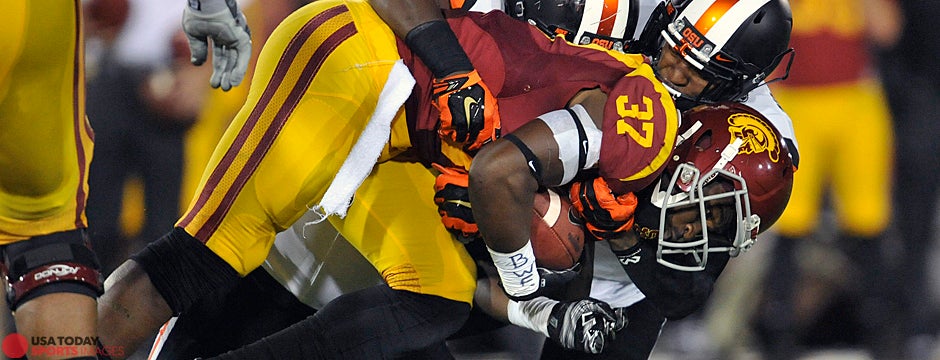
top-left (404, 20), bottom-right (474, 78)
top-left (612, 240), bottom-right (729, 320)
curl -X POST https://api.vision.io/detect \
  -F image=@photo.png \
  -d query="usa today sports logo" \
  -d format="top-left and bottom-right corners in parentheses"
top-left (2, 333), bottom-right (125, 358)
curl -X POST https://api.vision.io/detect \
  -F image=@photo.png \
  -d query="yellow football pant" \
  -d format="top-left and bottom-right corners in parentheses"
top-left (177, 0), bottom-right (476, 304)
top-left (772, 80), bottom-right (894, 237)
top-left (0, 0), bottom-right (93, 243)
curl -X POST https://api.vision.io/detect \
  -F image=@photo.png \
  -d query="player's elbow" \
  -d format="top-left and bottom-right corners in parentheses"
top-left (469, 140), bottom-right (536, 197)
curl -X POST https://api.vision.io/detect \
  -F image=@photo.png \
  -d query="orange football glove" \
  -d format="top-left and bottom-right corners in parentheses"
top-left (431, 70), bottom-right (501, 151)
top-left (570, 177), bottom-right (638, 240)
top-left (432, 164), bottom-right (478, 242)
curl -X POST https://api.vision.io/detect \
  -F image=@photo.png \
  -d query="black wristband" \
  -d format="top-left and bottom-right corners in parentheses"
top-left (405, 20), bottom-right (474, 78)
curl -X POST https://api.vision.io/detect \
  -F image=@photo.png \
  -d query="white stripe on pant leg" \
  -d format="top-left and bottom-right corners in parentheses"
top-left (147, 317), bottom-right (179, 360)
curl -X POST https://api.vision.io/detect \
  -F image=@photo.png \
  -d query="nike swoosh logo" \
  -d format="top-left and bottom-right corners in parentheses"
top-left (464, 97), bottom-right (479, 131)
top-left (527, 160), bottom-right (537, 173)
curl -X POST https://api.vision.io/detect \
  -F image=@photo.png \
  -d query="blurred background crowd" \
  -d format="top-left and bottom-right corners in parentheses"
top-left (4, 0), bottom-right (940, 359)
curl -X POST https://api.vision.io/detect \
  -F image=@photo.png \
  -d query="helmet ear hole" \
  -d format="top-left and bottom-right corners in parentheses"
top-left (753, 10), bottom-right (766, 24)
top-left (693, 130), bottom-right (712, 150)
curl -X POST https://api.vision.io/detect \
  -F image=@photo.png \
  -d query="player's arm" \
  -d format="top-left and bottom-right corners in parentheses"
top-left (469, 90), bottom-right (606, 300)
top-left (370, 0), bottom-right (444, 38)
top-left (473, 247), bottom-right (627, 354)
top-left (610, 235), bottom-right (729, 320)
top-left (369, 0), bottom-right (500, 151)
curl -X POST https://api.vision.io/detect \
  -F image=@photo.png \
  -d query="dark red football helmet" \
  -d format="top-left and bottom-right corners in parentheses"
top-left (648, 101), bottom-right (794, 271)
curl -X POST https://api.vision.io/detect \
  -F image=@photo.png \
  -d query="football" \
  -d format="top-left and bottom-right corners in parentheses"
top-left (530, 188), bottom-right (585, 270)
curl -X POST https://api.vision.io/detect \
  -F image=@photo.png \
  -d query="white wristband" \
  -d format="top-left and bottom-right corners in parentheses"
top-left (488, 242), bottom-right (540, 298)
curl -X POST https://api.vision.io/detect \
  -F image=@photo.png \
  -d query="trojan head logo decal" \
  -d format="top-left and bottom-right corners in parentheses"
top-left (727, 112), bottom-right (780, 162)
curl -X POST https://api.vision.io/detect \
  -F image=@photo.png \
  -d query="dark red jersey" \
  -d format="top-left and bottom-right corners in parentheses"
top-left (400, 10), bottom-right (678, 194)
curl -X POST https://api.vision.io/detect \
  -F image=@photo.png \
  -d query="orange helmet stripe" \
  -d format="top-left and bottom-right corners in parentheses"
top-left (597, 0), bottom-right (619, 36)
top-left (695, 0), bottom-right (739, 35)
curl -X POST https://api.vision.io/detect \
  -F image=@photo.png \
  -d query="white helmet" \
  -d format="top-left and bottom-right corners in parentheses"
top-left (506, 0), bottom-right (642, 52)
top-left (641, 0), bottom-right (795, 103)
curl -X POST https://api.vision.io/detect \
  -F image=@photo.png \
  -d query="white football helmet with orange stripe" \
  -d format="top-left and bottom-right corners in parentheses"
top-left (646, 0), bottom-right (795, 103)
top-left (506, 0), bottom-right (658, 52)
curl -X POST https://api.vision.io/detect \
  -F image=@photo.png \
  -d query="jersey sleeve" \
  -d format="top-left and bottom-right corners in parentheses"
top-left (597, 65), bottom-right (679, 195)
top-left (613, 239), bottom-right (729, 320)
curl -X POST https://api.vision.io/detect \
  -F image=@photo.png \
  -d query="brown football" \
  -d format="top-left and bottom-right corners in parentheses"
top-left (530, 188), bottom-right (585, 270)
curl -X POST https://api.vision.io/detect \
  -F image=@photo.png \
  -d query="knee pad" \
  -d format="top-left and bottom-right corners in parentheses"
top-left (1, 229), bottom-right (103, 310)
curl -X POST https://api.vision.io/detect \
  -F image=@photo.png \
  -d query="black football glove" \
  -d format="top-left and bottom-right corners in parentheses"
top-left (547, 298), bottom-right (628, 354)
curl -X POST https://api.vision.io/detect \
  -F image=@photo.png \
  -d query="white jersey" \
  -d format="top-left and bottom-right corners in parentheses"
top-left (589, 241), bottom-right (646, 307)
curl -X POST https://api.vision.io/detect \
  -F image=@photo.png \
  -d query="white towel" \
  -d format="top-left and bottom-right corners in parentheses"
top-left (310, 60), bottom-right (416, 223)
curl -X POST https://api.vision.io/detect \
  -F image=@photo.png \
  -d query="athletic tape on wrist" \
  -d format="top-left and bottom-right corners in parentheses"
top-left (507, 296), bottom-right (557, 337)
top-left (488, 242), bottom-right (540, 298)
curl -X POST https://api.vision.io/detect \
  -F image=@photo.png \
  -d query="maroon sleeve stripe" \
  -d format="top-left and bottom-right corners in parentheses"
top-left (73, 0), bottom-right (88, 228)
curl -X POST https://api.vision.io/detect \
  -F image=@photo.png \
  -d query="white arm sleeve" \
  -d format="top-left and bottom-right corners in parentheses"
top-left (507, 296), bottom-right (558, 337)
top-left (539, 104), bottom-right (603, 186)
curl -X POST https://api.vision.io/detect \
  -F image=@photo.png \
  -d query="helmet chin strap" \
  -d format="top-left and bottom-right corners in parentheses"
top-left (712, 137), bottom-right (744, 174)
top-left (650, 119), bottom-right (706, 208)
top-left (649, 176), bottom-right (690, 209)
top-left (674, 120), bottom-right (702, 147)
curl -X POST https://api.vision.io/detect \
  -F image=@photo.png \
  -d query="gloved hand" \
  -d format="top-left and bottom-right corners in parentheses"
top-left (570, 177), bottom-right (638, 240)
top-left (182, 0), bottom-right (252, 91)
top-left (432, 164), bottom-right (477, 243)
top-left (431, 70), bottom-right (501, 151)
top-left (547, 298), bottom-right (628, 354)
